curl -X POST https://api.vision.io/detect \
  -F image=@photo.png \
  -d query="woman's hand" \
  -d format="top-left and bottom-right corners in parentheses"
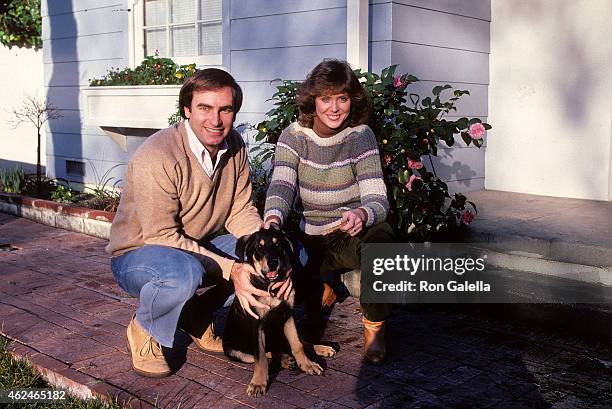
top-left (339, 209), bottom-right (367, 237)
top-left (262, 216), bottom-right (282, 230)
top-left (230, 262), bottom-right (270, 319)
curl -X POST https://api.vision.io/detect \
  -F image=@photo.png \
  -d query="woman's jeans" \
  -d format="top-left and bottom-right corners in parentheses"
top-left (297, 222), bottom-right (394, 322)
top-left (111, 235), bottom-right (239, 348)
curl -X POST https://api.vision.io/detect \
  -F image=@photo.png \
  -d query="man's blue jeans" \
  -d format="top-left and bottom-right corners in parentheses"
top-left (111, 235), bottom-right (238, 348)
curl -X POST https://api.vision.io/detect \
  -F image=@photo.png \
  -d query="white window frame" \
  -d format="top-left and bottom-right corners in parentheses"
top-left (128, 0), bottom-right (230, 69)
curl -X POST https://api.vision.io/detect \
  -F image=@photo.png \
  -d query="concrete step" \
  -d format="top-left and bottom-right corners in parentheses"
top-left (467, 229), bottom-right (612, 270)
top-left (466, 228), bottom-right (612, 288)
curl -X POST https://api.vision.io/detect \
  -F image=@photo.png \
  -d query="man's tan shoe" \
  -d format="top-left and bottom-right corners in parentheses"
top-left (190, 323), bottom-right (224, 353)
top-left (126, 316), bottom-right (171, 377)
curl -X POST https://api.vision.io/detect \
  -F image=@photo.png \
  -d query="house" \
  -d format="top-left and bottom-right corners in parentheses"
top-left (34, 0), bottom-right (612, 201)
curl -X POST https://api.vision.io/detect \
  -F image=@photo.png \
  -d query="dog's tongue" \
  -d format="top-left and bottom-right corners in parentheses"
top-left (266, 271), bottom-right (278, 279)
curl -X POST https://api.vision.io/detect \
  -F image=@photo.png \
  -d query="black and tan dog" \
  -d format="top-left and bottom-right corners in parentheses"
top-left (223, 228), bottom-right (336, 397)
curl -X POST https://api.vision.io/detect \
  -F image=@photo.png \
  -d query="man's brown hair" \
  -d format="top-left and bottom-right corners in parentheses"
top-left (179, 68), bottom-right (243, 119)
top-left (297, 59), bottom-right (372, 128)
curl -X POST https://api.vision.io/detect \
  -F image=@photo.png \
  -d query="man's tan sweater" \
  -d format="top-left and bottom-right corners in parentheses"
top-left (106, 122), bottom-right (261, 280)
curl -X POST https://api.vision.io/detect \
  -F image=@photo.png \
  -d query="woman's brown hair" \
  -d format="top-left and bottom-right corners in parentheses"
top-left (297, 59), bottom-right (372, 128)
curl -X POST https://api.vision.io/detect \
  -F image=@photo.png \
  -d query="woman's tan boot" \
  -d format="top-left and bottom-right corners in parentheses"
top-left (362, 317), bottom-right (386, 365)
top-left (321, 282), bottom-right (337, 309)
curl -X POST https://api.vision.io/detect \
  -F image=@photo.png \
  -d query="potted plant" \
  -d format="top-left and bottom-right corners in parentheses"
top-left (82, 56), bottom-right (196, 133)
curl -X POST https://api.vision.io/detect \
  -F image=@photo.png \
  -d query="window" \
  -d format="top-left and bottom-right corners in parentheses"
top-left (131, 0), bottom-right (224, 67)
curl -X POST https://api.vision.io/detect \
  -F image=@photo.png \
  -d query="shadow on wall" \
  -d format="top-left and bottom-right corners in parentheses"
top-left (432, 148), bottom-right (478, 191)
top-left (45, 2), bottom-right (82, 186)
top-left (0, 159), bottom-right (44, 175)
top-left (499, 0), bottom-right (599, 128)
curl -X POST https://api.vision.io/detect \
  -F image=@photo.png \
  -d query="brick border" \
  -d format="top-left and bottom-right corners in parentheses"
top-left (0, 192), bottom-right (113, 239)
top-left (5, 339), bottom-right (150, 408)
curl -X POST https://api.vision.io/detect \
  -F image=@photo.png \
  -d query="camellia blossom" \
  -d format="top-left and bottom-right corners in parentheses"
top-left (406, 175), bottom-right (422, 191)
top-left (468, 123), bottom-right (486, 139)
top-left (393, 75), bottom-right (403, 88)
top-left (407, 159), bottom-right (423, 170)
top-left (461, 210), bottom-right (475, 225)
top-left (383, 154), bottom-right (394, 167)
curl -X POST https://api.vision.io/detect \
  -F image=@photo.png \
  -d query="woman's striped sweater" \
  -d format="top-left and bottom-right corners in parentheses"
top-left (263, 122), bottom-right (389, 235)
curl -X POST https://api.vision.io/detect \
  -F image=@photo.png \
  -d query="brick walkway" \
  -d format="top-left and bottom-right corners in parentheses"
top-left (1, 212), bottom-right (611, 408)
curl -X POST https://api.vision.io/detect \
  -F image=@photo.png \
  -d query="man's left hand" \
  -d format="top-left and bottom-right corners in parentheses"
top-left (271, 268), bottom-right (293, 300)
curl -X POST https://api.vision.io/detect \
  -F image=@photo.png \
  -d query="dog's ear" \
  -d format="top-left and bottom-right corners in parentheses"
top-left (235, 234), bottom-right (251, 262)
top-left (281, 233), bottom-right (295, 255)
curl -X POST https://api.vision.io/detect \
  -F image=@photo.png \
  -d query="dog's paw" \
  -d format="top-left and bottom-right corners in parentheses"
top-left (299, 359), bottom-right (323, 375)
top-left (280, 354), bottom-right (297, 370)
top-left (314, 344), bottom-right (336, 358)
top-left (246, 381), bottom-right (267, 397)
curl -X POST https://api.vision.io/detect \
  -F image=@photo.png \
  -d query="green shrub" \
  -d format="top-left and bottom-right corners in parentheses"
top-left (0, 0), bottom-right (41, 50)
top-left (0, 167), bottom-right (26, 193)
top-left (253, 66), bottom-right (491, 241)
top-left (50, 183), bottom-right (75, 203)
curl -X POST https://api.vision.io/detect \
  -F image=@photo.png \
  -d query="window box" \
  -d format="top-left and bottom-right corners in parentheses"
top-left (82, 85), bottom-right (181, 151)
top-left (82, 85), bottom-right (181, 129)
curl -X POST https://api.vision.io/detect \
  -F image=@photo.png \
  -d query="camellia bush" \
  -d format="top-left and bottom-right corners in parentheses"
top-left (0, 0), bottom-right (41, 49)
top-left (253, 66), bottom-right (491, 241)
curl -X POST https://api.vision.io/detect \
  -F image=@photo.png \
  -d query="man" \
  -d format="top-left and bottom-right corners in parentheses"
top-left (106, 69), bottom-right (287, 377)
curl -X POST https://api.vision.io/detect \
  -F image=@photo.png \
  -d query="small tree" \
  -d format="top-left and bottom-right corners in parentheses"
top-left (9, 94), bottom-right (62, 194)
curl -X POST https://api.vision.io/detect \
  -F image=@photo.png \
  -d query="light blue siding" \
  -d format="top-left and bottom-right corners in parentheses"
top-left (44, 60), bottom-right (127, 87)
top-left (369, 0), bottom-right (491, 192)
top-left (390, 0), bottom-right (490, 21)
top-left (392, 4), bottom-right (490, 53)
top-left (42, 1), bottom-right (125, 18)
top-left (43, 32), bottom-right (127, 63)
top-left (46, 132), bottom-right (131, 163)
top-left (231, 44), bottom-right (347, 81)
top-left (229, 1), bottom-right (347, 126)
top-left (230, 0), bottom-right (346, 19)
top-left (43, 0), bottom-right (489, 193)
top-left (44, 0), bottom-right (131, 184)
top-left (42, 7), bottom-right (127, 40)
top-left (231, 8), bottom-right (346, 50)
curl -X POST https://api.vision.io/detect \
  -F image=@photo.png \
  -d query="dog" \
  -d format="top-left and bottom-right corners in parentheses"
top-left (223, 228), bottom-right (336, 397)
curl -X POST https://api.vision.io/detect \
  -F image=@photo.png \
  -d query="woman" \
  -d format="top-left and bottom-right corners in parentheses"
top-left (263, 59), bottom-right (393, 364)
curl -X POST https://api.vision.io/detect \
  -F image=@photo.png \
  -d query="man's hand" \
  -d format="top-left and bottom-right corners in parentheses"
top-left (230, 262), bottom-right (270, 319)
top-left (339, 209), bottom-right (366, 237)
top-left (270, 268), bottom-right (293, 300)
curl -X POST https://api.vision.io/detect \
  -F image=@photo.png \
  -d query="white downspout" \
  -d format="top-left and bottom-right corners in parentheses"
top-left (346, 0), bottom-right (369, 71)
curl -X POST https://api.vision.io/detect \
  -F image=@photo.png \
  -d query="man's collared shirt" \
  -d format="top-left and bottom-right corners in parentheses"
top-left (185, 119), bottom-right (229, 178)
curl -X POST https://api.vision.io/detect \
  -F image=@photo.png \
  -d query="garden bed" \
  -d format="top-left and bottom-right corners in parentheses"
top-left (0, 192), bottom-right (114, 239)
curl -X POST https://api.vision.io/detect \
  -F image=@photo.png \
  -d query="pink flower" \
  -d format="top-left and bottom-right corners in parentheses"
top-left (393, 75), bottom-right (403, 88)
top-left (407, 159), bottom-right (423, 170)
top-left (468, 123), bottom-right (486, 139)
top-left (461, 210), bottom-right (475, 225)
top-left (383, 154), bottom-right (394, 167)
top-left (405, 175), bottom-right (422, 191)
